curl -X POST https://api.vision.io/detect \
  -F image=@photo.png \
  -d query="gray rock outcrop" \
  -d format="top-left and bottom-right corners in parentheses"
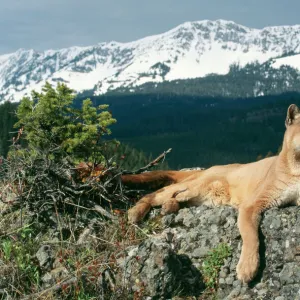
top-left (121, 205), bottom-right (300, 299)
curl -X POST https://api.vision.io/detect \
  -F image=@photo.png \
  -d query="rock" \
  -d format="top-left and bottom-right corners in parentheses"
top-left (180, 167), bottom-right (205, 171)
top-left (121, 238), bottom-right (204, 298)
top-left (121, 206), bottom-right (300, 299)
top-left (36, 245), bottom-right (54, 271)
top-left (42, 267), bottom-right (69, 287)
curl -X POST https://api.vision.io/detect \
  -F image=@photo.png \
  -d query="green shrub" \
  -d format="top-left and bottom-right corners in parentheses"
top-left (202, 243), bottom-right (232, 292)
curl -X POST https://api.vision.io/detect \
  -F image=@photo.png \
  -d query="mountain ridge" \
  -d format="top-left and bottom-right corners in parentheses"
top-left (1, 19), bottom-right (300, 102)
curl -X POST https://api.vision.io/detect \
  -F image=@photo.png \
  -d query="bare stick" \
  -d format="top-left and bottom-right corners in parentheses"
top-left (122, 148), bottom-right (172, 175)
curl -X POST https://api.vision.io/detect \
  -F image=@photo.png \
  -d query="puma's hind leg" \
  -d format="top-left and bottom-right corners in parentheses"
top-left (127, 182), bottom-right (190, 223)
top-left (174, 178), bottom-right (231, 207)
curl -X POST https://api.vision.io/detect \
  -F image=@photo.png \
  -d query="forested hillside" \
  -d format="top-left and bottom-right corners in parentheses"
top-left (2, 91), bottom-right (300, 169)
top-left (85, 92), bottom-right (300, 168)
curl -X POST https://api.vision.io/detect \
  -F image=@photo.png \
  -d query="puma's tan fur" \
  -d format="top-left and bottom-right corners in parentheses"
top-left (124, 104), bottom-right (300, 283)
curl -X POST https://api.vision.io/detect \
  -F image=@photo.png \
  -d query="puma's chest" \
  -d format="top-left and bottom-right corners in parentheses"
top-left (275, 183), bottom-right (300, 207)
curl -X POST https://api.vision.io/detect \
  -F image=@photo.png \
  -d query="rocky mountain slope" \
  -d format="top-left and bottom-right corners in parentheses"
top-left (1, 20), bottom-right (300, 102)
top-left (111, 58), bottom-right (300, 98)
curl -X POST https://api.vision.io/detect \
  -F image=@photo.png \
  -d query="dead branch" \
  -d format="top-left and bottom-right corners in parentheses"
top-left (121, 148), bottom-right (172, 175)
top-left (65, 199), bottom-right (117, 222)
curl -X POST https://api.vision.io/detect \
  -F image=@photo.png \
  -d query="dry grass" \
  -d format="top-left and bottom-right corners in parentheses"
top-left (0, 148), bottom-right (171, 299)
top-left (0, 200), bottom-right (164, 300)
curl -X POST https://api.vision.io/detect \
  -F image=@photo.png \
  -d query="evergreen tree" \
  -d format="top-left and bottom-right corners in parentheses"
top-left (12, 82), bottom-right (116, 164)
top-left (1, 82), bottom-right (122, 223)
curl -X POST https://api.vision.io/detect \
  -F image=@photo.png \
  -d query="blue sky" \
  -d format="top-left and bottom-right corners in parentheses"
top-left (1, 0), bottom-right (299, 54)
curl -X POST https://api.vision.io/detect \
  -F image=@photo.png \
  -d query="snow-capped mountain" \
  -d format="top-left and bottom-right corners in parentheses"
top-left (1, 19), bottom-right (300, 102)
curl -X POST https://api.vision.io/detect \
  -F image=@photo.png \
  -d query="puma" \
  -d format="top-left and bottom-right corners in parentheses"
top-left (122, 104), bottom-right (300, 283)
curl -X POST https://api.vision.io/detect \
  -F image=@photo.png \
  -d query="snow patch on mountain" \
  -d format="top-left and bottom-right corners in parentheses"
top-left (272, 53), bottom-right (300, 70)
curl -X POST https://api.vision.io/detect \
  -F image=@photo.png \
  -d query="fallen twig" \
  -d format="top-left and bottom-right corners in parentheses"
top-left (65, 199), bottom-right (117, 222)
top-left (121, 148), bottom-right (172, 175)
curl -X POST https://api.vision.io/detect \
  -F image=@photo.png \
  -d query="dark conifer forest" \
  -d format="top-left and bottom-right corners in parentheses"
top-left (2, 91), bottom-right (299, 169)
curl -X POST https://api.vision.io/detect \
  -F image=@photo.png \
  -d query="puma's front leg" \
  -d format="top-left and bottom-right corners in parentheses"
top-left (236, 206), bottom-right (261, 283)
top-left (128, 183), bottom-right (190, 223)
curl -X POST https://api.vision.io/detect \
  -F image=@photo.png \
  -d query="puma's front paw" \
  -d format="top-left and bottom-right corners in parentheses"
top-left (161, 199), bottom-right (180, 215)
top-left (236, 253), bottom-right (259, 283)
top-left (127, 207), bottom-right (143, 224)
